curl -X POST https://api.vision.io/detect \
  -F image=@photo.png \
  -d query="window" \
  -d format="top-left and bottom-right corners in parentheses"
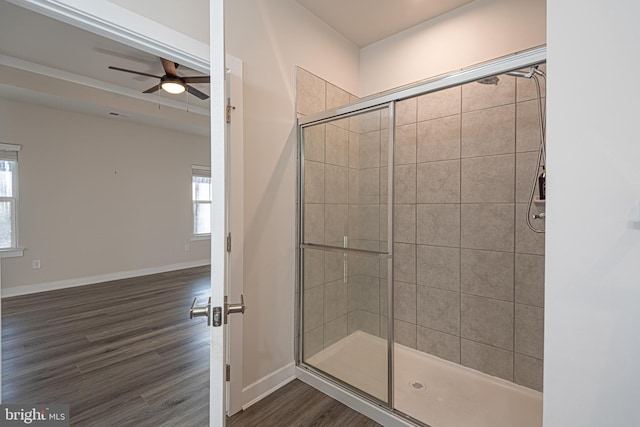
top-left (192, 165), bottom-right (211, 236)
top-left (0, 144), bottom-right (20, 250)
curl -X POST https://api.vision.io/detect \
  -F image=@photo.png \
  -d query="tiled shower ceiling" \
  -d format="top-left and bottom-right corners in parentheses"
top-left (296, 0), bottom-right (474, 47)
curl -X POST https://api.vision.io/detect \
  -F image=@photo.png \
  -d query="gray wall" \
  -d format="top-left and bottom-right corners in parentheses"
top-left (0, 99), bottom-right (210, 294)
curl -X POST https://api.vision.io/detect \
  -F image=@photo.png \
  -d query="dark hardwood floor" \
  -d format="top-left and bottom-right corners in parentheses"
top-left (2, 266), bottom-right (212, 426)
top-left (2, 266), bottom-right (379, 426)
top-left (228, 379), bottom-right (381, 427)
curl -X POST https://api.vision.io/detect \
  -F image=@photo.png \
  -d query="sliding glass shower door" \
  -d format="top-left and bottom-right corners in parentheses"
top-left (299, 105), bottom-right (394, 404)
top-left (297, 49), bottom-right (547, 427)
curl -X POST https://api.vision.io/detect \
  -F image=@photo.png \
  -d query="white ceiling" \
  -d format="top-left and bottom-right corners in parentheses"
top-left (296, 0), bottom-right (474, 47)
top-left (0, 1), bottom-right (210, 136)
top-left (0, 0), bottom-right (475, 132)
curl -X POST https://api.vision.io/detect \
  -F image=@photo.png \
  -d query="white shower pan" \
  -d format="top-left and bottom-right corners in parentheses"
top-left (307, 331), bottom-right (542, 427)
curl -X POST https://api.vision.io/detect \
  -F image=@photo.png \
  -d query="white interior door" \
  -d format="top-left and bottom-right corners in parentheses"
top-left (209, 0), bottom-right (227, 425)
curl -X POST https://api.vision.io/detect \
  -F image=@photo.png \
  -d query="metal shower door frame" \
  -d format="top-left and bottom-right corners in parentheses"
top-left (296, 101), bottom-right (396, 409)
top-left (295, 45), bottom-right (547, 425)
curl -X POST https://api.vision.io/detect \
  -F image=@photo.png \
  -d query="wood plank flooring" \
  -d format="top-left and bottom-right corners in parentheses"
top-left (2, 266), bottom-right (212, 426)
top-left (3, 266), bottom-right (379, 426)
top-left (228, 379), bottom-right (381, 427)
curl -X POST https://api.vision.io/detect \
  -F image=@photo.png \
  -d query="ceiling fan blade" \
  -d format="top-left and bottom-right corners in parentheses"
top-left (182, 76), bottom-right (210, 84)
top-left (160, 58), bottom-right (178, 76)
top-left (186, 84), bottom-right (209, 100)
top-left (108, 66), bottom-right (161, 79)
top-left (143, 84), bottom-right (160, 94)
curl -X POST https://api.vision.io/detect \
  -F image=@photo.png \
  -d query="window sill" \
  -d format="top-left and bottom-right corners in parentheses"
top-left (0, 248), bottom-right (24, 258)
top-left (191, 234), bottom-right (211, 242)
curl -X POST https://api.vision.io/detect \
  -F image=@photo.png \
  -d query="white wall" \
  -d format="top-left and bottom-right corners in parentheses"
top-left (359, 0), bottom-right (546, 96)
top-left (225, 0), bottom-right (360, 393)
top-left (545, 1), bottom-right (640, 426)
top-left (0, 98), bottom-right (210, 295)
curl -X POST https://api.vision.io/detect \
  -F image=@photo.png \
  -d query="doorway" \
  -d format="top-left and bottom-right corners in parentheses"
top-left (0, 1), bottom-right (243, 424)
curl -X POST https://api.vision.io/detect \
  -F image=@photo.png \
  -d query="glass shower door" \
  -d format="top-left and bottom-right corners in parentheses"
top-left (299, 105), bottom-right (393, 404)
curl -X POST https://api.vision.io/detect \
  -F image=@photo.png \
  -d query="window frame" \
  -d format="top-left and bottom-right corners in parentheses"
top-left (0, 143), bottom-right (23, 257)
top-left (192, 165), bottom-right (212, 239)
top-left (0, 196), bottom-right (17, 249)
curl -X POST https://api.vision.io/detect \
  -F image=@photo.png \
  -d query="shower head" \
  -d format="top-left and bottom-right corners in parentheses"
top-left (476, 76), bottom-right (500, 85)
top-left (476, 65), bottom-right (545, 86)
top-left (507, 69), bottom-right (533, 78)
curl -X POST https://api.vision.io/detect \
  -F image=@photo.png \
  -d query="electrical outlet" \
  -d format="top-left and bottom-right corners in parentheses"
top-left (184, 244), bottom-right (190, 252)
top-left (32, 259), bottom-right (41, 269)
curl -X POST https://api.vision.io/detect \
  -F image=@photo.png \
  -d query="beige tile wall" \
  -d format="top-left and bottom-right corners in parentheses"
top-left (297, 65), bottom-right (546, 393)
top-left (393, 66), bottom-right (546, 392)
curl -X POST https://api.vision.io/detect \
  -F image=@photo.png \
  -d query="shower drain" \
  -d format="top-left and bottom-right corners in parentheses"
top-left (410, 381), bottom-right (426, 391)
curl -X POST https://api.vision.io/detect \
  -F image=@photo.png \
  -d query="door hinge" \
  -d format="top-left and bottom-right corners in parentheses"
top-left (226, 364), bottom-right (231, 381)
top-left (226, 99), bottom-right (235, 123)
top-left (226, 233), bottom-right (231, 253)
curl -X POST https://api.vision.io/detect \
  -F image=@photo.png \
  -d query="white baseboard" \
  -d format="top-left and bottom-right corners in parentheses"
top-left (241, 362), bottom-right (296, 411)
top-left (2, 259), bottom-right (211, 297)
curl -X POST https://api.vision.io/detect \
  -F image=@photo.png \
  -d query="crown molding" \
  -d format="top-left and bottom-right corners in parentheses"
top-left (5, 0), bottom-right (209, 73)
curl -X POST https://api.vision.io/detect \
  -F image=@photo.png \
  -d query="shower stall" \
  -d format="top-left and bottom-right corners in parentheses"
top-left (296, 47), bottom-right (546, 427)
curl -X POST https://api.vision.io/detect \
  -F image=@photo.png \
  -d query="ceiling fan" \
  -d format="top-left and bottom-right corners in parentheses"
top-left (109, 58), bottom-right (210, 100)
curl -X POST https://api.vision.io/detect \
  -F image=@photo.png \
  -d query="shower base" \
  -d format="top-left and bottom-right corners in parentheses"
top-left (307, 331), bottom-right (542, 427)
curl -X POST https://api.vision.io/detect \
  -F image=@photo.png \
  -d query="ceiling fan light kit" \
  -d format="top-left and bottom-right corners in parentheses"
top-left (108, 57), bottom-right (210, 100)
top-left (160, 76), bottom-right (186, 94)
